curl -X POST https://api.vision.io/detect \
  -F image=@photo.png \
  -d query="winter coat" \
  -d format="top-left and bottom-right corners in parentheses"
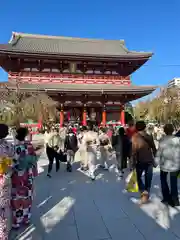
top-left (64, 133), bottom-right (78, 152)
top-left (131, 131), bottom-right (156, 165)
top-left (155, 135), bottom-right (180, 172)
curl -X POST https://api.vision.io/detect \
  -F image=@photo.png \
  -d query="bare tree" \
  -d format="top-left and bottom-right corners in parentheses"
top-left (0, 81), bottom-right (58, 126)
top-left (134, 87), bottom-right (180, 126)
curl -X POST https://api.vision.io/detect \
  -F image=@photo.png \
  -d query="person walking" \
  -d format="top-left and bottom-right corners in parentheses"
top-left (78, 126), bottom-right (88, 170)
top-left (44, 127), bottom-right (52, 150)
top-left (64, 127), bottom-right (78, 172)
top-left (99, 128), bottom-right (112, 170)
top-left (59, 124), bottom-right (67, 152)
top-left (46, 128), bottom-right (61, 177)
top-left (0, 124), bottom-right (14, 239)
top-left (11, 127), bottom-right (38, 229)
top-left (107, 125), bottom-right (114, 144)
top-left (155, 124), bottom-right (180, 207)
top-left (131, 121), bottom-right (156, 204)
top-left (112, 127), bottom-right (131, 177)
top-left (82, 124), bottom-right (99, 180)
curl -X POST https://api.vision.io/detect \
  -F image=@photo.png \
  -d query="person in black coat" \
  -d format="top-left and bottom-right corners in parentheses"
top-left (64, 127), bottom-right (78, 172)
top-left (112, 127), bottom-right (131, 177)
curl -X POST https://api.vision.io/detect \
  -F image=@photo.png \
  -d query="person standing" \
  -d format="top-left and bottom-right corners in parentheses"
top-left (0, 124), bottom-right (14, 239)
top-left (131, 121), bottom-right (156, 204)
top-left (11, 127), bottom-right (38, 229)
top-left (64, 127), bottom-right (78, 172)
top-left (46, 128), bottom-right (61, 177)
top-left (155, 124), bottom-right (180, 207)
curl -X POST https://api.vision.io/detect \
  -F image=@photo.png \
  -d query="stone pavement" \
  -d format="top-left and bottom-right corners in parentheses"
top-left (11, 151), bottom-right (180, 240)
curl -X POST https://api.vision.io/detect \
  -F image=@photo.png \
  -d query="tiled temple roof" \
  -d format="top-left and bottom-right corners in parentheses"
top-left (0, 32), bottom-right (153, 59)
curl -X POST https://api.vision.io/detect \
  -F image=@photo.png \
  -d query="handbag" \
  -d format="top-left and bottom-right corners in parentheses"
top-left (58, 150), bottom-right (67, 163)
top-left (126, 170), bottom-right (139, 192)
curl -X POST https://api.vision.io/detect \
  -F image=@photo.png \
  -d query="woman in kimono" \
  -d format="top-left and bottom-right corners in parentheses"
top-left (78, 126), bottom-right (88, 170)
top-left (0, 124), bottom-right (14, 240)
top-left (82, 125), bottom-right (99, 180)
top-left (11, 127), bottom-right (38, 229)
top-left (99, 127), bottom-right (112, 170)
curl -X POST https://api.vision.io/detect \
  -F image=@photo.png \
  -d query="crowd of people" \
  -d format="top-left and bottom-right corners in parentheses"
top-left (44, 121), bottom-right (180, 207)
top-left (0, 120), bottom-right (180, 240)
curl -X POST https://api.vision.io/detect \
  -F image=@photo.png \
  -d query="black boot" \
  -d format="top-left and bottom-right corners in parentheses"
top-left (67, 162), bottom-right (72, 172)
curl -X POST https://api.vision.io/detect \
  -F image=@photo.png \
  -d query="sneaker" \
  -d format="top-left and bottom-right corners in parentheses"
top-left (103, 166), bottom-right (109, 170)
top-left (91, 175), bottom-right (95, 181)
top-left (161, 199), bottom-right (168, 205)
top-left (170, 199), bottom-right (180, 207)
top-left (81, 166), bottom-right (88, 171)
top-left (67, 163), bottom-right (72, 172)
top-left (90, 172), bottom-right (95, 181)
top-left (118, 171), bottom-right (123, 178)
top-left (47, 174), bottom-right (52, 178)
top-left (161, 198), bottom-right (180, 207)
top-left (100, 164), bottom-right (109, 170)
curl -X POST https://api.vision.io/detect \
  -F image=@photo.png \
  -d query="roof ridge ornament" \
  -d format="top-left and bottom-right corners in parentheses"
top-left (8, 32), bottom-right (126, 44)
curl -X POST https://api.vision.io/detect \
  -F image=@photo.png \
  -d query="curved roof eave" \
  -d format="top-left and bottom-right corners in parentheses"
top-left (0, 47), bottom-right (153, 61)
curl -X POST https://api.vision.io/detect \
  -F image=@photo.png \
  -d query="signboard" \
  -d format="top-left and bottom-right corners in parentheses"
top-left (106, 106), bottom-right (121, 111)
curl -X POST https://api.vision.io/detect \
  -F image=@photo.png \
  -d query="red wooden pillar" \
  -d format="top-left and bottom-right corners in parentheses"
top-left (120, 105), bottom-right (125, 126)
top-left (102, 105), bottom-right (106, 126)
top-left (60, 104), bottom-right (64, 127)
top-left (82, 104), bottom-right (87, 126)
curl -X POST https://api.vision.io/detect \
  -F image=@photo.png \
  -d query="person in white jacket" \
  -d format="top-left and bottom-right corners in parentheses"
top-left (155, 123), bottom-right (180, 207)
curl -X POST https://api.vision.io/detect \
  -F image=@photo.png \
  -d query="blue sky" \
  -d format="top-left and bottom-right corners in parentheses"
top-left (0, 0), bottom-right (180, 89)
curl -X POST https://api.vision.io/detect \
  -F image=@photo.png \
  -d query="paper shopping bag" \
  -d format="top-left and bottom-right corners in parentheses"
top-left (126, 170), bottom-right (139, 193)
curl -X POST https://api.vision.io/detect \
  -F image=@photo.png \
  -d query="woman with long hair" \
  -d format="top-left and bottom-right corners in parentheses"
top-left (11, 127), bottom-right (38, 229)
top-left (0, 124), bottom-right (14, 240)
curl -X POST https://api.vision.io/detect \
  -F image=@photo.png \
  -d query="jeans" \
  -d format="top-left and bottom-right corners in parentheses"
top-left (160, 170), bottom-right (179, 203)
top-left (136, 162), bottom-right (153, 193)
top-left (116, 153), bottom-right (127, 171)
top-left (66, 150), bottom-right (75, 164)
top-left (46, 146), bottom-right (60, 173)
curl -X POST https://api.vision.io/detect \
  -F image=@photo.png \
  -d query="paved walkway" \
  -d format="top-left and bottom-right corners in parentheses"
top-left (11, 151), bottom-right (180, 240)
